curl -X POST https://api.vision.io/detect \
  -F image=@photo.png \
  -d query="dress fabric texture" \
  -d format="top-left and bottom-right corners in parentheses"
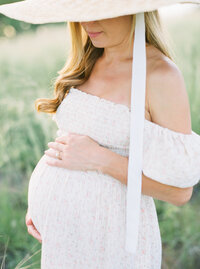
top-left (28, 87), bottom-right (200, 269)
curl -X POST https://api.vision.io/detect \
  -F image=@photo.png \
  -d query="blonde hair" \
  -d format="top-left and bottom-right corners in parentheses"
top-left (35, 10), bottom-right (174, 114)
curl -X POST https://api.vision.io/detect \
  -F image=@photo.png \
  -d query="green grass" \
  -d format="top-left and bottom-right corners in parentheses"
top-left (0, 25), bottom-right (64, 268)
top-left (0, 184), bottom-right (41, 269)
top-left (0, 12), bottom-right (200, 268)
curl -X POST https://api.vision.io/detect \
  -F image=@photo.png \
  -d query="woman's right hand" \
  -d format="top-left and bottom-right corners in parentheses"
top-left (25, 210), bottom-right (42, 243)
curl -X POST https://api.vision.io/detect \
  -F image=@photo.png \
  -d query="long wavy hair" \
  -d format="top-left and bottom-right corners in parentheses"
top-left (35, 10), bottom-right (174, 114)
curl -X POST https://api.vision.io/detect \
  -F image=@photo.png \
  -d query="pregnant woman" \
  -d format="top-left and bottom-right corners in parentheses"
top-left (1, 0), bottom-right (200, 268)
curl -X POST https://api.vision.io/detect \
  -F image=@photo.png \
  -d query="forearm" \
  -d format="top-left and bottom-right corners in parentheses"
top-left (95, 146), bottom-right (193, 206)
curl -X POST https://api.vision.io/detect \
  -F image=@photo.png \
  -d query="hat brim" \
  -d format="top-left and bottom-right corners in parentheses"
top-left (0, 0), bottom-right (199, 24)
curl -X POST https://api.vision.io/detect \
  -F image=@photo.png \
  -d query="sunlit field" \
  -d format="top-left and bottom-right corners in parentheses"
top-left (0, 9), bottom-right (200, 269)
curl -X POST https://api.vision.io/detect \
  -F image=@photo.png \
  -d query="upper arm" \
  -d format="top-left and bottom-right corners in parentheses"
top-left (147, 58), bottom-right (192, 134)
top-left (146, 58), bottom-right (194, 204)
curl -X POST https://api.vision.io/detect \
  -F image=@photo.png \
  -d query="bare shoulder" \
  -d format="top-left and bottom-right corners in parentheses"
top-left (146, 45), bottom-right (192, 134)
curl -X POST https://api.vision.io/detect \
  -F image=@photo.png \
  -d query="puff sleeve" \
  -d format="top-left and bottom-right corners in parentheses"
top-left (142, 119), bottom-right (200, 188)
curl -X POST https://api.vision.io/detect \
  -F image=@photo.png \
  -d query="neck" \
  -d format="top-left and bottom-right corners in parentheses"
top-left (101, 35), bottom-right (135, 65)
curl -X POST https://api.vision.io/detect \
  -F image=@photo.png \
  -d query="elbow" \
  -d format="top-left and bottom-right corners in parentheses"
top-left (173, 187), bottom-right (193, 207)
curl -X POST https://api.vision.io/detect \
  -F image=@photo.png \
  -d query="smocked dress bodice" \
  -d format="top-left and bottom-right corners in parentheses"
top-left (53, 87), bottom-right (200, 188)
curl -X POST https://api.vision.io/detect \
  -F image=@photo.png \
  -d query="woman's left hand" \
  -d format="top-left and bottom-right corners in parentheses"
top-left (44, 132), bottom-right (102, 172)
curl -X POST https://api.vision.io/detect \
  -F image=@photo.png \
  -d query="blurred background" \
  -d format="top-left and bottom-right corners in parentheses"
top-left (0, 1), bottom-right (200, 268)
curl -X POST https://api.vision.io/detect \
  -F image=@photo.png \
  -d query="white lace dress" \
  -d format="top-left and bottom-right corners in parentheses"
top-left (28, 87), bottom-right (200, 269)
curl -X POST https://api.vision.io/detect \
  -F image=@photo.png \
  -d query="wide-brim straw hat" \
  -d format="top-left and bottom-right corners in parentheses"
top-left (0, 0), bottom-right (199, 23)
top-left (0, 0), bottom-right (199, 255)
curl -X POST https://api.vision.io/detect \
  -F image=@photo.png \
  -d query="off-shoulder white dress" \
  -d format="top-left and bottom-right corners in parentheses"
top-left (28, 87), bottom-right (200, 269)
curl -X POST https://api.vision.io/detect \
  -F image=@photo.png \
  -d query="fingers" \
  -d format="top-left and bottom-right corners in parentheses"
top-left (27, 225), bottom-right (42, 243)
top-left (44, 148), bottom-right (64, 167)
top-left (25, 212), bottom-right (42, 243)
top-left (55, 135), bottom-right (68, 144)
top-left (47, 141), bottom-right (66, 152)
top-left (55, 133), bottom-right (78, 144)
top-left (45, 157), bottom-right (64, 168)
top-left (25, 211), bottom-right (32, 225)
top-left (26, 217), bottom-right (32, 226)
top-left (44, 148), bottom-right (62, 160)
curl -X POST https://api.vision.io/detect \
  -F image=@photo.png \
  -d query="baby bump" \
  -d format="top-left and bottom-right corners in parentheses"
top-left (27, 155), bottom-right (127, 239)
top-left (27, 154), bottom-right (75, 235)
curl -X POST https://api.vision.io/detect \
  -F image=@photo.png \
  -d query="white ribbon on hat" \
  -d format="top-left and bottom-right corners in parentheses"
top-left (125, 12), bottom-right (146, 255)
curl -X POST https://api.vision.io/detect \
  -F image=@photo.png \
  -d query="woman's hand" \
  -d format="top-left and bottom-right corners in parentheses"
top-left (44, 132), bottom-right (102, 172)
top-left (25, 210), bottom-right (42, 243)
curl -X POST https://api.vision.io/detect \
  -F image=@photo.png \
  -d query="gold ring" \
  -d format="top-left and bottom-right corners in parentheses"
top-left (55, 150), bottom-right (62, 160)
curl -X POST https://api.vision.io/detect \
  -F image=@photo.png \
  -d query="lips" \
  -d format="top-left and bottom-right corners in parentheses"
top-left (87, 31), bottom-right (102, 37)
top-left (88, 31), bottom-right (101, 34)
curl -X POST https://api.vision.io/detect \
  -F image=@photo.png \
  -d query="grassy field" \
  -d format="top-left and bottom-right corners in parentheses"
top-left (0, 11), bottom-right (200, 268)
